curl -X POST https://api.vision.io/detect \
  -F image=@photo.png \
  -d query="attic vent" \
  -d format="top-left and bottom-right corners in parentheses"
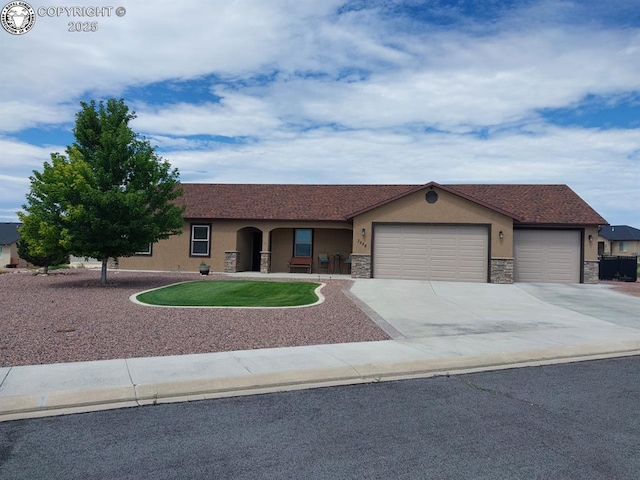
top-left (425, 190), bottom-right (438, 204)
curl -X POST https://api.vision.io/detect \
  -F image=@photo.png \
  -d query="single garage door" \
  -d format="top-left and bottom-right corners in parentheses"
top-left (514, 230), bottom-right (581, 283)
top-left (373, 225), bottom-right (488, 282)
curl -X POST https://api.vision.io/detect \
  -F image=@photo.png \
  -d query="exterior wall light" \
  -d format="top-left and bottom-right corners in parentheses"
top-left (588, 234), bottom-right (593, 242)
top-left (498, 231), bottom-right (504, 239)
top-left (361, 228), bottom-right (366, 237)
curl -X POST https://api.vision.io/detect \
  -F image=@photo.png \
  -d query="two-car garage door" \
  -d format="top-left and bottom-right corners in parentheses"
top-left (373, 225), bottom-right (488, 282)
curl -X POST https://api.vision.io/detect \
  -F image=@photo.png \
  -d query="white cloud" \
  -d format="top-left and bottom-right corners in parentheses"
top-left (0, 102), bottom-right (76, 133)
top-left (0, 138), bottom-right (65, 220)
top-left (132, 90), bottom-right (282, 137)
top-left (2, 1), bottom-right (639, 133)
top-left (145, 135), bottom-right (206, 150)
top-left (267, 27), bottom-right (640, 130)
top-left (0, 137), bottom-right (62, 167)
top-left (0, 0), bottom-right (344, 130)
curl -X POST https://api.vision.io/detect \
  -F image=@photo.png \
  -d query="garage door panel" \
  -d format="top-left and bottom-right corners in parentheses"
top-left (460, 239), bottom-right (486, 248)
top-left (514, 230), bottom-right (580, 283)
top-left (373, 225), bottom-right (488, 282)
top-left (458, 261), bottom-right (485, 271)
top-left (430, 259), bottom-right (456, 269)
top-left (403, 255), bottom-right (429, 268)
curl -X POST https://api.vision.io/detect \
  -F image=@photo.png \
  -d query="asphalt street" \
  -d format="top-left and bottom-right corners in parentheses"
top-left (1, 356), bottom-right (639, 480)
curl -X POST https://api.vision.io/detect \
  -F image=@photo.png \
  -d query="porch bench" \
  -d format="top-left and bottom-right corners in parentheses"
top-left (288, 256), bottom-right (312, 273)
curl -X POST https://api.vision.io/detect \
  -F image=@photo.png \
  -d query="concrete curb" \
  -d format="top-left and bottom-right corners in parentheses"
top-left (2, 341), bottom-right (638, 422)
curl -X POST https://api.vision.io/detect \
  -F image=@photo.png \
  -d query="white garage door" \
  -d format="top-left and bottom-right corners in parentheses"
top-left (514, 230), bottom-right (581, 283)
top-left (373, 225), bottom-right (488, 282)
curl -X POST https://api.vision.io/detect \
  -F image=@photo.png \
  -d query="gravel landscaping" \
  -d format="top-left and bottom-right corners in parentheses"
top-left (0, 270), bottom-right (389, 367)
top-left (601, 279), bottom-right (640, 298)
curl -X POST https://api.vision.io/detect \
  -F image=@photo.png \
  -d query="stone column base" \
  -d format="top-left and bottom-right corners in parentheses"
top-left (225, 251), bottom-right (239, 273)
top-left (583, 260), bottom-right (599, 284)
top-left (260, 251), bottom-right (271, 274)
top-left (490, 258), bottom-right (514, 284)
top-left (351, 254), bottom-right (371, 278)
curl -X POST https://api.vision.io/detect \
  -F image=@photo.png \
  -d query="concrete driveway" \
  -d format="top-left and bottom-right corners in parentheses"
top-left (349, 280), bottom-right (640, 339)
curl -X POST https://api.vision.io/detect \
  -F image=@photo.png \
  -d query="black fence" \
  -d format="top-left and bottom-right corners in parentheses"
top-left (599, 256), bottom-right (638, 282)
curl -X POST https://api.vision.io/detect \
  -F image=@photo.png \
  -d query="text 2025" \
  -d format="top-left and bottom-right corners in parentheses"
top-left (68, 21), bottom-right (98, 32)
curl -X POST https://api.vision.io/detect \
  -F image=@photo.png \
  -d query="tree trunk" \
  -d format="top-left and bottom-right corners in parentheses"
top-left (101, 257), bottom-right (108, 285)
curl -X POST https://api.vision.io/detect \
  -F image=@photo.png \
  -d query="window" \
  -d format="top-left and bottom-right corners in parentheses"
top-left (294, 229), bottom-right (312, 257)
top-left (425, 190), bottom-right (438, 203)
top-left (191, 224), bottom-right (211, 256)
top-left (135, 243), bottom-right (152, 255)
top-left (619, 241), bottom-right (628, 253)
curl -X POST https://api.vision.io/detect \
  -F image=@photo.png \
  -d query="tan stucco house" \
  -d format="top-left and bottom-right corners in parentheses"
top-left (598, 225), bottom-right (640, 258)
top-left (118, 182), bottom-right (608, 284)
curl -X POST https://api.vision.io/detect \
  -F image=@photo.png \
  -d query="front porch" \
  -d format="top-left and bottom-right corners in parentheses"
top-left (225, 226), bottom-right (354, 275)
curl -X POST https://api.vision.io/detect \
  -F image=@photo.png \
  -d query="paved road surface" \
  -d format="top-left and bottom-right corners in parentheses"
top-left (1, 357), bottom-right (639, 479)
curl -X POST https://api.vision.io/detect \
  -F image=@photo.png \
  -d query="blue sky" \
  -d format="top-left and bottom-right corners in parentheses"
top-left (1, 0), bottom-right (639, 226)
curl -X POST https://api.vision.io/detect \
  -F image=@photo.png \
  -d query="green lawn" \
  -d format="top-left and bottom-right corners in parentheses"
top-left (135, 280), bottom-right (321, 307)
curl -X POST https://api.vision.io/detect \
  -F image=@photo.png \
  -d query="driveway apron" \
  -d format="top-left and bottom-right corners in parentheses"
top-left (349, 280), bottom-right (640, 339)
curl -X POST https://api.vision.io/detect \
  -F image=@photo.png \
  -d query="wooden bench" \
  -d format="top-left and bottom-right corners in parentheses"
top-left (288, 257), bottom-right (312, 273)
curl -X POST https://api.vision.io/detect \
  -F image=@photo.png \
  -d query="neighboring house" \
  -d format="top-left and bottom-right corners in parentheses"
top-left (0, 222), bottom-right (102, 269)
top-left (119, 182), bottom-right (607, 284)
top-left (598, 225), bottom-right (640, 258)
top-left (0, 222), bottom-right (25, 268)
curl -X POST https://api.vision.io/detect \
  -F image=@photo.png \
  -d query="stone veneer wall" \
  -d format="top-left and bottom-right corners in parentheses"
top-left (583, 260), bottom-right (599, 284)
top-left (490, 258), bottom-right (514, 284)
top-left (260, 251), bottom-right (271, 274)
top-left (347, 255), bottom-right (594, 283)
top-left (351, 254), bottom-right (371, 278)
top-left (224, 251), bottom-right (238, 273)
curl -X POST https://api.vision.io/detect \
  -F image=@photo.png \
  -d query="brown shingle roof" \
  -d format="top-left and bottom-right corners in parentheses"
top-left (177, 183), bottom-right (607, 226)
top-left (178, 184), bottom-right (416, 221)
top-left (450, 184), bottom-right (608, 225)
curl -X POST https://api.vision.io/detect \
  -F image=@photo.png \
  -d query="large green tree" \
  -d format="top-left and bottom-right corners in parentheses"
top-left (19, 98), bottom-right (185, 284)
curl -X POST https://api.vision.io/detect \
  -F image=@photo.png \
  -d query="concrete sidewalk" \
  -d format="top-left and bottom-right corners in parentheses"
top-left (2, 280), bottom-right (639, 421)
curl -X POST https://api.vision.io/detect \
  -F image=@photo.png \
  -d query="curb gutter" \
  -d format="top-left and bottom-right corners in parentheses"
top-left (2, 342), bottom-right (638, 422)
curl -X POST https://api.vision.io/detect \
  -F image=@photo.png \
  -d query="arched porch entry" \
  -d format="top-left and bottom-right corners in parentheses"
top-left (236, 227), bottom-right (263, 272)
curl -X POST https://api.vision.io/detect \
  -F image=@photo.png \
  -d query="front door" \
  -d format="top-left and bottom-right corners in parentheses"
top-left (251, 231), bottom-right (262, 271)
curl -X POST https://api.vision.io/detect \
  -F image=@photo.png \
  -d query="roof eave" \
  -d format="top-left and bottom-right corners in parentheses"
top-left (515, 222), bottom-right (609, 227)
top-left (183, 215), bottom-right (352, 223)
